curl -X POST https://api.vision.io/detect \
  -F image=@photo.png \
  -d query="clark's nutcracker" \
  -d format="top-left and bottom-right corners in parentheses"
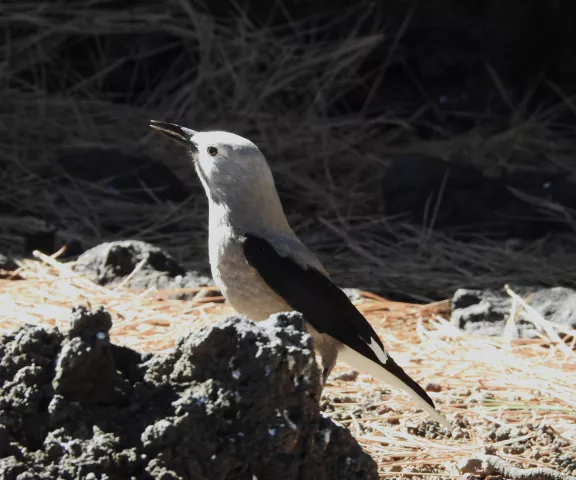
top-left (150, 120), bottom-right (450, 427)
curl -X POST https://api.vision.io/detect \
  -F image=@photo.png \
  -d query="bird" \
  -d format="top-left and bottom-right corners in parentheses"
top-left (149, 120), bottom-right (450, 427)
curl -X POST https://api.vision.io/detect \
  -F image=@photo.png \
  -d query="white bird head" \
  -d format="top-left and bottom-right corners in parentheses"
top-left (150, 120), bottom-right (268, 186)
top-left (150, 120), bottom-right (291, 232)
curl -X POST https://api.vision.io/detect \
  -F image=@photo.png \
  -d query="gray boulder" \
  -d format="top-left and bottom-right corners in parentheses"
top-left (74, 240), bottom-right (213, 297)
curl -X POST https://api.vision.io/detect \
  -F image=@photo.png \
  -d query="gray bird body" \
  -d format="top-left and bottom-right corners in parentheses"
top-left (210, 229), bottom-right (312, 320)
top-left (206, 191), bottom-right (341, 374)
top-left (197, 139), bottom-right (324, 317)
top-left (150, 120), bottom-right (450, 428)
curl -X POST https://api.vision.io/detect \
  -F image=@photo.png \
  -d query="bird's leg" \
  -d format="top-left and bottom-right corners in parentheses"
top-left (307, 326), bottom-right (341, 386)
top-left (321, 350), bottom-right (338, 385)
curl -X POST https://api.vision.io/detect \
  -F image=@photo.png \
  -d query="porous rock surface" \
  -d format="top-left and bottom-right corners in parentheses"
top-left (0, 306), bottom-right (377, 480)
top-left (451, 286), bottom-right (576, 337)
top-left (74, 240), bottom-right (213, 296)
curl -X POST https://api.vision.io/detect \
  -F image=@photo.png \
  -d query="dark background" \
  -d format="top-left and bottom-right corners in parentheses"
top-left (2, 0), bottom-right (576, 301)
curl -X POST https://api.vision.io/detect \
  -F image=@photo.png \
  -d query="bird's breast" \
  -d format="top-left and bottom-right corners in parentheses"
top-left (208, 230), bottom-right (290, 321)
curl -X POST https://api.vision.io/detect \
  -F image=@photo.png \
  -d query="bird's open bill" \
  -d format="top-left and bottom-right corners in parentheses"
top-left (149, 120), bottom-right (196, 147)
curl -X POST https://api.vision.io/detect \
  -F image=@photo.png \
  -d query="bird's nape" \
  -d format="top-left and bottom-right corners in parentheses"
top-left (149, 120), bottom-right (197, 148)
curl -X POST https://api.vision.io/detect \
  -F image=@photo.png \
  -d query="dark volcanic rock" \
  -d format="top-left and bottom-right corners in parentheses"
top-left (74, 240), bottom-right (213, 295)
top-left (52, 306), bottom-right (133, 404)
top-left (0, 216), bottom-right (84, 259)
top-left (0, 253), bottom-right (17, 276)
top-left (451, 286), bottom-right (576, 337)
top-left (381, 153), bottom-right (576, 239)
top-left (23, 229), bottom-right (58, 257)
top-left (0, 308), bottom-right (378, 480)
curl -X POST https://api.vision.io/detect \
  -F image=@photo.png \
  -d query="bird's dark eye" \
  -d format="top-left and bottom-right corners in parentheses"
top-left (208, 146), bottom-right (218, 156)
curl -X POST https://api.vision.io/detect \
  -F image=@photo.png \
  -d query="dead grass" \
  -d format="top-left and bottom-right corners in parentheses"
top-left (1, 251), bottom-right (574, 478)
top-left (3, 2), bottom-right (576, 302)
top-left (2, 5), bottom-right (576, 475)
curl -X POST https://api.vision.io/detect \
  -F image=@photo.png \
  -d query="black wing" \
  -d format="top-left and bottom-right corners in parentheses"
top-left (243, 233), bottom-right (437, 409)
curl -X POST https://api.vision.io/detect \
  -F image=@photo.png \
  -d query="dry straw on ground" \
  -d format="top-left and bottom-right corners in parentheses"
top-left (2, 3), bottom-right (576, 476)
top-left (3, 2), bottom-right (576, 302)
top-left (1, 250), bottom-right (574, 478)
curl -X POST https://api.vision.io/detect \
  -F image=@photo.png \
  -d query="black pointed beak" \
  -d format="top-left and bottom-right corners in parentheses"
top-left (149, 120), bottom-right (197, 148)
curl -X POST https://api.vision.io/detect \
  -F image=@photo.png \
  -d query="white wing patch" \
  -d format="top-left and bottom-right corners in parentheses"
top-left (338, 346), bottom-right (451, 428)
top-left (366, 336), bottom-right (388, 364)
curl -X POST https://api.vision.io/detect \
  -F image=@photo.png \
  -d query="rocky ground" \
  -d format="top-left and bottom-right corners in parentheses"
top-left (0, 307), bottom-right (377, 480)
top-left (3, 3), bottom-right (576, 477)
top-left (321, 385), bottom-right (575, 478)
top-left (1, 241), bottom-right (575, 479)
